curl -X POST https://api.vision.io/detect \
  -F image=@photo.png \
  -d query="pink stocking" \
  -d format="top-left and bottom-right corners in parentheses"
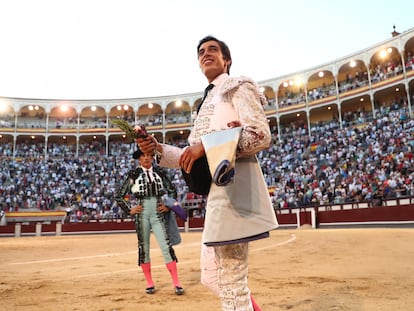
top-left (251, 294), bottom-right (262, 311)
top-left (166, 261), bottom-right (181, 287)
top-left (141, 262), bottom-right (154, 288)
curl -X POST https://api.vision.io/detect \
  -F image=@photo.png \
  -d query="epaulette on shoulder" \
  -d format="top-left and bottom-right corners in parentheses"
top-left (128, 167), bottom-right (142, 180)
top-left (219, 76), bottom-right (254, 94)
top-left (219, 76), bottom-right (267, 106)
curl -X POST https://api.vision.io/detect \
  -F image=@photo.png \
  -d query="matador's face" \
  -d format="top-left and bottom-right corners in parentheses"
top-left (198, 40), bottom-right (231, 83)
top-left (139, 153), bottom-right (153, 169)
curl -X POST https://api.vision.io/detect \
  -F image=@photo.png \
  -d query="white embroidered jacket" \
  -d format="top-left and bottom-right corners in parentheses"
top-left (159, 73), bottom-right (271, 167)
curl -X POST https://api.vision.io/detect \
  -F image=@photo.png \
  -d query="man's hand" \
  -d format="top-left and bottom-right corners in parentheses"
top-left (130, 205), bottom-right (143, 215)
top-left (179, 143), bottom-right (205, 173)
top-left (227, 120), bottom-right (241, 128)
top-left (136, 135), bottom-right (159, 155)
top-left (157, 204), bottom-right (170, 213)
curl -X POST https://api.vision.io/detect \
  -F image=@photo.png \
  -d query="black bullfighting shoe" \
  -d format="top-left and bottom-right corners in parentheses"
top-left (145, 286), bottom-right (155, 294)
top-left (174, 286), bottom-right (184, 295)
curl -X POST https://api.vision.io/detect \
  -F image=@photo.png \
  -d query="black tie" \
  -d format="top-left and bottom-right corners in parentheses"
top-left (146, 170), bottom-right (152, 183)
top-left (196, 83), bottom-right (214, 114)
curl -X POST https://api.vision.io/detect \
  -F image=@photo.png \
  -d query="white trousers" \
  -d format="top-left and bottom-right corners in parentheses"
top-left (200, 243), bottom-right (253, 311)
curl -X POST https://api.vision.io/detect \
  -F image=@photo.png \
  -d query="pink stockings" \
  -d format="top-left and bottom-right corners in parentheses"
top-left (141, 261), bottom-right (182, 288)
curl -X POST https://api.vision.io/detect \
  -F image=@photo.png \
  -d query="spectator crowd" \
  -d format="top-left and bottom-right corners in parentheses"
top-left (260, 102), bottom-right (414, 208)
top-left (1, 101), bottom-right (414, 220)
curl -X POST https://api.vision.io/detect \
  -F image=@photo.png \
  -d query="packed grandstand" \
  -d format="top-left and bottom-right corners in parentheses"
top-left (1, 27), bottom-right (414, 222)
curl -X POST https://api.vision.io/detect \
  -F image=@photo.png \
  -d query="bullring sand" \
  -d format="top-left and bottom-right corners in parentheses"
top-left (1, 228), bottom-right (413, 310)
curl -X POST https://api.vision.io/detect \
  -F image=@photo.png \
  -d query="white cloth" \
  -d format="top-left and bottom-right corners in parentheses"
top-left (200, 243), bottom-right (220, 296)
top-left (201, 127), bottom-right (242, 186)
top-left (202, 155), bottom-right (277, 244)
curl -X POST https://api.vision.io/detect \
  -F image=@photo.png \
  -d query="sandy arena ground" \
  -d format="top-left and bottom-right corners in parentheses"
top-left (1, 228), bottom-right (414, 311)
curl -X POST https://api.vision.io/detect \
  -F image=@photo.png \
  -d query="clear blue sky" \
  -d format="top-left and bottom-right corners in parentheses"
top-left (0, 0), bottom-right (412, 100)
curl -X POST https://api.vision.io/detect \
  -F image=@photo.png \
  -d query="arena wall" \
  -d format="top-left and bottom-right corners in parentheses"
top-left (2, 198), bottom-right (414, 237)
